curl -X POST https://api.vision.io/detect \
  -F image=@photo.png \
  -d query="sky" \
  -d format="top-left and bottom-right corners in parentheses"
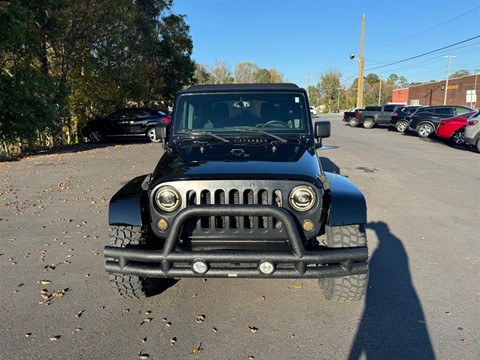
top-left (170, 0), bottom-right (480, 88)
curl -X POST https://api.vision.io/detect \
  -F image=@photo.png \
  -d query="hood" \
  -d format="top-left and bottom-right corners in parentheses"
top-left (151, 143), bottom-right (322, 186)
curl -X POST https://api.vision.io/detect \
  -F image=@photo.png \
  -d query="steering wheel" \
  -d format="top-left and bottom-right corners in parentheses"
top-left (261, 120), bottom-right (289, 128)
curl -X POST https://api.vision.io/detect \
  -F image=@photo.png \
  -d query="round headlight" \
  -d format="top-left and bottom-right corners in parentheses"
top-left (155, 186), bottom-right (181, 212)
top-left (289, 186), bottom-right (316, 212)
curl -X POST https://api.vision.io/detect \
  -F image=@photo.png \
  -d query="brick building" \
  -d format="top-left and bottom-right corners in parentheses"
top-left (392, 74), bottom-right (479, 108)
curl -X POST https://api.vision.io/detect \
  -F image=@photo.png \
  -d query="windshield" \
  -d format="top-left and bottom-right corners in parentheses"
top-left (173, 92), bottom-right (309, 134)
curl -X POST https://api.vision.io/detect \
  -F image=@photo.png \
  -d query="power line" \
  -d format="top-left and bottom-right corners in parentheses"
top-left (365, 35), bottom-right (480, 72)
top-left (366, 6), bottom-right (480, 54)
top-left (341, 35), bottom-right (480, 84)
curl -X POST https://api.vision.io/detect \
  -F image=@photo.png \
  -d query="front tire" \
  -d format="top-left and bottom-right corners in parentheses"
top-left (451, 131), bottom-right (465, 145)
top-left (108, 226), bottom-right (162, 298)
top-left (417, 123), bottom-right (434, 138)
top-left (319, 225), bottom-right (368, 301)
top-left (88, 129), bottom-right (104, 143)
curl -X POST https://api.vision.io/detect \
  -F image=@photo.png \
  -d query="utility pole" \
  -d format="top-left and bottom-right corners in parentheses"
top-left (443, 54), bottom-right (455, 105)
top-left (337, 87), bottom-right (342, 110)
top-left (356, 14), bottom-right (365, 108)
top-left (377, 74), bottom-right (383, 105)
top-left (306, 71), bottom-right (311, 97)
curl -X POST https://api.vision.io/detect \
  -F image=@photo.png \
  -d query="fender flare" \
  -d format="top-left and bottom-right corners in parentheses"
top-left (109, 175), bottom-right (149, 226)
top-left (324, 172), bottom-right (367, 226)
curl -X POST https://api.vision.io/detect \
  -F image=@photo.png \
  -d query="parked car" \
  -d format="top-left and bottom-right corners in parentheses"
top-left (356, 104), bottom-right (404, 129)
top-left (464, 110), bottom-right (480, 152)
top-left (390, 105), bottom-right (425, 132)
top-left (407, 105), bottom-right (475, 138)
top-left (343, 108), bottom-right (364, 126)
top-left (435, 112), bottom-right (475, 145)
top-left (310, 106), bottom-right (317, 116)
top-left (81, 107), bottom-right (171, 143)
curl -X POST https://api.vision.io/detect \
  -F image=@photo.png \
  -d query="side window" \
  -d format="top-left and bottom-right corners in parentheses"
top-left (434, 108), bottom-right (451, 115)
top-left (120, 110), bottom-right (135, 120)
top-left (108, 111), bottom-right (123, 121)
top-left (130, 110), bottom-right (150, 119)
top-left (456, 107), bottom-right (470, 115)
top-left (383, 105), bottom-right (394, 112)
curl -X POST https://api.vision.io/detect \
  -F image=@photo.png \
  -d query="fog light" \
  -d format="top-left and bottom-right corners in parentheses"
top-left (302, 219), bottom-right (315, 232)
top-left (156, 218), bottom-right (169, 232)
top-left (192, 260), bottom-right (208, 274)
top-left (259, 261), bottom-right (275, 275)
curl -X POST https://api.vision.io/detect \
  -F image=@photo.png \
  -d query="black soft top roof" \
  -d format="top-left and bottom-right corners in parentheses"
top-left (178, 83), bottom-right (303, 94)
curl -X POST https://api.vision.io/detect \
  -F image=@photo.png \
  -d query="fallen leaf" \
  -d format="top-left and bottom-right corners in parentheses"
top-left (248, 326), bottom-right (258, 333)
top-left (138, 352), bottom-right (150, 359)
top-left (141, 337), bottom-right (147, 343)
top-left (73, 328), bottom-right (82, 334)
top-left (247, 356), bottom-right (255, 360)
top-left (191, 343), bottom-right (204, 354)
top-left (195, 315), bottom-right (205, 323)
top-left (170, 337), bottom-right (177, 345)
top-left (140, 318), bottom-right (153, 325)
top-left (212, 327), bottom-right (218, 333)
top-left (50, 335), bottom-right (61, 342)
top-left (25, 333), bottom-right (32, 338)
top-left (39, 280), bottom-right (51, 285)
top-left (293, 284), bottom-right (302, 289)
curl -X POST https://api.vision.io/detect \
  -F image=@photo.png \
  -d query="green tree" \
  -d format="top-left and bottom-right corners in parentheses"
top-left (317, 70), bottom-right (342, 112)
top-left (194, 64), bottom-right (211, 84)
top-left (451, 70), bottom-right (470, 78)
top-left (253, 68), bottom-right (271, 83)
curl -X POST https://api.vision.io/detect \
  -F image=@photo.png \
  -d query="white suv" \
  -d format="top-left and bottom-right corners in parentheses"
top-left (464, 110), bottom-right (480, 152)
top-left (310, 106), bottom-right (317, 116)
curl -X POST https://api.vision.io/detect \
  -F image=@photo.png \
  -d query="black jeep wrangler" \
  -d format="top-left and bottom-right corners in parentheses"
top-left (104, 83), bottom-right (368, 301)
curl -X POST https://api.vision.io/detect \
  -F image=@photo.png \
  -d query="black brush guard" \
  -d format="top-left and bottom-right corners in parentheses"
top-left (104, 205), bottom-right (368, 278)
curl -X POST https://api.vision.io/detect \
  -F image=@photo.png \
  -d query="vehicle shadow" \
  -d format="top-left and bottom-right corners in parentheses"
top-left (348, 221), bottom-right (435, 360)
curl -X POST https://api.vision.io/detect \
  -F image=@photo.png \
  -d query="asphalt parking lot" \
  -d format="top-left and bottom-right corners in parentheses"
top-left (1, 114), bottom-right (479, 359)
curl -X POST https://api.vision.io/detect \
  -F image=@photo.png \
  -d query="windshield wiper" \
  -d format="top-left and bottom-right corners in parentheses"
top-left (180, 131), bottom-right (230, 143)
top-left (233, 128), bottom-right (287, 143)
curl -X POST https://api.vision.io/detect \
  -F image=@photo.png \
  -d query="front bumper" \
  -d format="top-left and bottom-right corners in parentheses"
top-left (104, 205), bottom-right (368, 279)
top-left (464, 138), bottom-right (475, 146)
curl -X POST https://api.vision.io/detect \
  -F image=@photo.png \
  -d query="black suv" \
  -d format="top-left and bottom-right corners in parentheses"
top-left (407, 105), bottom-right (475, 138)
top-left (390, 105), bottom-right (425, 132)
top-left (104, 83), bottom-right (368, 301)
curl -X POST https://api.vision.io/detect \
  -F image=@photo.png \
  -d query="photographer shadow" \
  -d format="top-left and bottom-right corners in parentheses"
top-left (349, 221), bottom-right (435, 360)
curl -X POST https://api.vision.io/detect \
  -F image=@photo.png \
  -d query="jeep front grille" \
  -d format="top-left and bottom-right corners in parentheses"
top-left (186, 188), bottom-right (283, 231)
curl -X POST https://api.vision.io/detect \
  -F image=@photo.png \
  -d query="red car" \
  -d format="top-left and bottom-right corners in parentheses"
top-left (436, 112), bottom-right (476, 145)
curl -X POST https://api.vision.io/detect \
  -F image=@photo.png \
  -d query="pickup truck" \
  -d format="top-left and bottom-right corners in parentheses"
top-left (356, 104), bottom-right (404, 129)
top-left (342, 108), bottom-right (364, 127)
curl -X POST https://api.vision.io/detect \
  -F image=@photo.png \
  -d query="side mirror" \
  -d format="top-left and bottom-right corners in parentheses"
top-left (314, 121), bottom-right (331, 149)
